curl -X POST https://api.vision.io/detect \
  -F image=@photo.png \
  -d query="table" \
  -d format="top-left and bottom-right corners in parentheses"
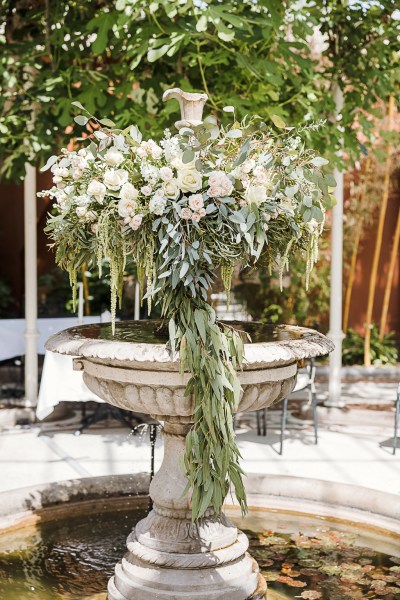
top-left (0, 317), bottom-right (100, 362)
top-left (37, 351), bottom-right (104, 420)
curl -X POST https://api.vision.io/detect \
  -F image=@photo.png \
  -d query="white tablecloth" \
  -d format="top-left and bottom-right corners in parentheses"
top-left (0, 317), bottom-right (100, 361)
top-left (37, 351), bottom-right (104, 420)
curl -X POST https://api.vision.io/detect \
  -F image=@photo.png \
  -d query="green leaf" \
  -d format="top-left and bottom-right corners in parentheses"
top-left (270, 114), bottom-right (286, 129)
top-left (182, 148), bottom-right (195, 163)
top-left (310, 156), bottom-right (329, 167)
top-left (226, 129), bottom-right (242, 138)
top-left (40, 155), bottom-right (58, 172)
top-left (180, 261), bottom-right (189, 279)
top-left (99, 118), bottom-right (116, 128)
top-left (74, 115), bottom-right (88, 126)
top-left (194, 309), bottom-right (207, 344)
top-left (71, 101), bottom-right (87, 112)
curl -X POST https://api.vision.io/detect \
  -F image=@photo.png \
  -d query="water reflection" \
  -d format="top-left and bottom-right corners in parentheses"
top-left (69, 320), bottom-right (309, 345)
top-left (0, 505), bottom-right (399, 599)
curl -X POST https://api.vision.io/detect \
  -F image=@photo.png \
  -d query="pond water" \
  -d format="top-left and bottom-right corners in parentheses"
top-left (67, 319), bottom-right (312, 345)
top-left (0, 502), bottom-right (399, 600)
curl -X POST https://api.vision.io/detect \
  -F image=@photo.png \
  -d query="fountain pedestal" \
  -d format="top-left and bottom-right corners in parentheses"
top-left (108, 420), bottom-right (264, 600)
top-left (46, 320), bottom-right (332, 600)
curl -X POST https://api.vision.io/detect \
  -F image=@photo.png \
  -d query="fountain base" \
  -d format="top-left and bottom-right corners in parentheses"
top-left (108, 554), bottom-right (265, 600)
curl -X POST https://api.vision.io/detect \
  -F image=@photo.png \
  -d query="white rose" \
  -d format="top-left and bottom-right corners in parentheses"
top-left (136, 147), bottom-right (147, 159)
top-left (149, 195), bottom-right (167, 215)
top-left (149, 143), bottom-right (162, 160)
top-left (104, 169), bottom-right (128, 190)
top-left (177, 169), bottom-right (202, 193)
top-left (120, 182), bottom-right (139, 202)
top-left (242, 159), bottom-right (256, 174)
top-left (140, 140), bottom-right (163, 160)
top-left (76, 206), bottom-right (87, 219)
top-left (163, 178), bottom-right (180, 199)
top-left (53, 166), bottom-right (69, 178)
top-left (118, 197), bottom-right (137, 218)
top-left (105, 147), bottom-right (124, 167)
top-left (141, 185), bottom-right (152, 196)
top-left (192, 213), bottom-right (201, 223)
top-left (198, 208), bottom-right (206, 218)
top-left (159, 166), bottom-right (174, 182)
top-left (246, 185), bottom-right (267, 205)
top-left (188, 194), bottom-right (204, 211)
top-left (72, 155), bottom-right (88, 170)
top-left (87, 180), bottom-right (106, 202)
top-left (72, 169), bottom-right (83, 180)
top-left (130, 214), bottom-right (143, 231)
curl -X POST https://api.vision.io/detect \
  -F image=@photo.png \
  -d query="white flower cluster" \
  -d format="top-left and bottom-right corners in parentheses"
top-left (44, 118), bottom-right (327, 244)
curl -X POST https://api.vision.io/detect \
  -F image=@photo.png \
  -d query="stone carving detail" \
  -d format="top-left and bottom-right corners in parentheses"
top-left (45, 320), bottom-right (333, 600)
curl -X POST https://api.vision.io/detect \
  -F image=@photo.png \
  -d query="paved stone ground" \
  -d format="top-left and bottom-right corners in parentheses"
top-left (0, 380), bottom-right (398, 496)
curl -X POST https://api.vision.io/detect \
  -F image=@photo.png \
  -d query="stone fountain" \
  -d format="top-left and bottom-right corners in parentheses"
top-left (46, 319), bottom-right (332, 600)
top-left (45, 87), bottom-right (333, 599)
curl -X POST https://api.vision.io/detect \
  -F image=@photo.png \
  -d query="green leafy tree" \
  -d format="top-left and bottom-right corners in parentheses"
top-left (0, 0), bottom-right (399, 181)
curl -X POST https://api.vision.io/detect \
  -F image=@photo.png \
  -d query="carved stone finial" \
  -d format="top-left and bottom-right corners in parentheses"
top-left (163, 87), bottom-right (208, 130)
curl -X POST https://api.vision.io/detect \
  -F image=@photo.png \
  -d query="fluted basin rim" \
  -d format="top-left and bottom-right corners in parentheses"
top-left (45, 321), bottom-right (333, 368)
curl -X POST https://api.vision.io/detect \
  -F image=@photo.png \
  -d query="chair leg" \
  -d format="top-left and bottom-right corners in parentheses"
top-left (393, 398), bottom-right (399, 455)
top-left (280, 398), bottom-right (288, 455)
top-left (257, 410), bottom-right (261, 436)
top-left (262, 408), bottom-right (267, 437)
top-left (313, 392), bottom-right (318, 445)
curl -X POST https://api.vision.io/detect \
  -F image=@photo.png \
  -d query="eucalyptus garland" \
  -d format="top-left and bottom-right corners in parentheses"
top-left (42, 102), bottom-right (334, 520)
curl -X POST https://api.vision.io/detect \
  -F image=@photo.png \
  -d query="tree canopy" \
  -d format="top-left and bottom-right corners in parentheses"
top-left (0, 0), bottom-right (399, 180)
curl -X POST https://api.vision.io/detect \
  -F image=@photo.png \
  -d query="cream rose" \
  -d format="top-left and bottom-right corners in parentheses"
top-left (163, 178), bottom-right (180, 199)
top-left (246, 184), bottom-right (267, 205)
top-left (141, 185), bottom-right (152, 196)
top-left (87, 180), bottom-right (106, 202)
top-left (104, 169), bottom-right (128, 190)
top-left (118, 197), bottom-right (138, 218)
top-left (159, 166), bottom-right (174, 182)
top-left (76, 206), bottom-right (87, 219)
top-left (177, 169), bottom-right (202, 193)
top-left (104, 147), bottom-right (124, 167)
top-left (120, 182), bottom-right (139, 202)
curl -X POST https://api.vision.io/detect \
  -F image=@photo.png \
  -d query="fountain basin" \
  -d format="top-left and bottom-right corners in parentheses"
top-left (1, 474), bottom-right (399, 600)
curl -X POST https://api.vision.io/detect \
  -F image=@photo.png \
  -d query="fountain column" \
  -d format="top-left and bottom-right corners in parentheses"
top-left (108, 420), bottom-right (266, 600)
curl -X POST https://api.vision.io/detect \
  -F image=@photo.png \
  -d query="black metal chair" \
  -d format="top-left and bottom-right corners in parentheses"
top-left (256, 358), bottom-right (318, 455)
top-left (393, 383), bottom-right (400, 455)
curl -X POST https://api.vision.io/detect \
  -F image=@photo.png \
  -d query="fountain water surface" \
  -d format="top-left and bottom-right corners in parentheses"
top-left (46, 320), bottom-right (333, 600)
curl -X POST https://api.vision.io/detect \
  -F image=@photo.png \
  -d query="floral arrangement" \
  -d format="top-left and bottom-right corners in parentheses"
top-left (42, 99), bottom-right (334, 520)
